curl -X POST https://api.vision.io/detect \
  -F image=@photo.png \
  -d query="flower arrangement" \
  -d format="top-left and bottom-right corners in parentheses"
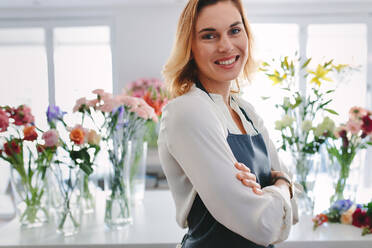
top-left (0, 105), bottom-right (58, 227)
top-left (125, 78), bottom-right (169, 147)
top-left (326, 106), bottom-right (372, 203)
top-left (45, 104), bottom-right (101, 235)
top-left (73, 88), bottom-right (157, 228)
top-left (313, 199), bottom-right (372, 236)
top-left (260, 56), bottom-right (353, 195)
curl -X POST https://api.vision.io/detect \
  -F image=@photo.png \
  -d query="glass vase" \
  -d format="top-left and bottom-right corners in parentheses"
top-left (130, 140), bottom-right (148, 204)
top-left (52, 163), bottom-right (81, 236)
top-left (292, 151), bottom-right (320, 215)
top-left (78, 171), bottom-right (96, 214)
top-left (10, 167), bottom-right (49, 228)
top-left (104, 137), bottom-right (132, 230)
top-left (328, 151), bottom-right (359, 204)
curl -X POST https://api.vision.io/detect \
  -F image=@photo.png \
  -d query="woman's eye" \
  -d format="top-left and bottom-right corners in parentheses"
top-left (230, 28), bottom-right (241, 35)
top-left (202, 33), bottom-right (216, 40)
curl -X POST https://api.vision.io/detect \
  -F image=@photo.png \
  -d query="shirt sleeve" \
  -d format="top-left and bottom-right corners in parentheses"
top-left (238, 98), bottom-right (300, 225)
top-left (162, 95), bottom-right (293, 246)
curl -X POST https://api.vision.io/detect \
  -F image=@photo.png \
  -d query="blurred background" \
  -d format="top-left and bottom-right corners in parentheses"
top-left (0, 0), bottom-right (371, 209)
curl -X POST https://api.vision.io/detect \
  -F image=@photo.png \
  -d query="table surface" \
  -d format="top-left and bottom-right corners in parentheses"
top-left (0, 190), bottom-right (372, 248)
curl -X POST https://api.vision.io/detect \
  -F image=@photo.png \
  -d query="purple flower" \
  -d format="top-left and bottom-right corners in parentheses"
top-left (47, 105), bottom-right (66, 124)
top-left (113, 106), bottom-right (128, 130)
top-left (331, 199), bottom-right (354, 213)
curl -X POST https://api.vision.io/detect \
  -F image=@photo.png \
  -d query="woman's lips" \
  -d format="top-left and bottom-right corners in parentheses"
top-left (214, 55), bottom-right (239, 69)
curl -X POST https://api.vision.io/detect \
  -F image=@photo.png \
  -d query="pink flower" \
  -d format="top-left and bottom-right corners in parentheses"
top-left (0, 109), bottom-right (9, 132)
top-left (346, 120), bottom-right (361, 135)
top-left (42, 129), bottom-right (59, 147)
top-left (87, 99), bottom-right (99, 108)
top-left (73, 97), bottom-right (87, 113)
top-left (349, 106), bottom-right (368, 121)
top-left (116, 95), bottom-right (139, 109)
top-left (92, 89), bottom-right (105, 96)
top-left (98, 98), bottom-right (120, 112)
top-left (87, 129), bottom-right (101, 145)
top-left (11, 105), bottom-right (34, 126)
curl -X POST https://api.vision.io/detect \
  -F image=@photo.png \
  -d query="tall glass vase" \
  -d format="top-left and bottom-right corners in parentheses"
top-left (328, 150), bottom-right (359, 204)
top-left (78, 171), bottom-right (96, 214)
top-left (10, 167), bottom-right (49, 228)
top-left (130, 140), bottom-right (148, 204)
top-left (292, 151), bottom-right (320, 215)
top-left (104, 136), bottom-right (132, 230)
top-left (52, 164), bottom-right (81, 236)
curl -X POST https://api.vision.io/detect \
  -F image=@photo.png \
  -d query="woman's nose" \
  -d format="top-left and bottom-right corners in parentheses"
top-left (217, 35), bottom-right (233, 53)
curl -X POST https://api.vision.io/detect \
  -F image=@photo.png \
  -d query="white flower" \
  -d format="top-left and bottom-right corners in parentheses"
top-left (314, 123), bottom-right (326, 137)
top-left (281, 114), bottom-right (295, 128)
top-left (322, 116), bottom-right (336, 133)
top-left (301, 120), bottom-right (313, 132)
top-left (275, 120), bottom-right (284, 130)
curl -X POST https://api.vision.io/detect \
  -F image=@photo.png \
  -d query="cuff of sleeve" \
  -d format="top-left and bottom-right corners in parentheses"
top-left (263, 185), bottom-right (293, 244)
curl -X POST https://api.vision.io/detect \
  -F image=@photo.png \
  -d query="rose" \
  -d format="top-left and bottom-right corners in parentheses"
top-left (47, 105), bottom-right (66, 124)
top-left (352, 208), bottom-right (372, 228)
top-left (23, 126), bottom-right (38, 141)
top-left (87, 129), bottom-right (100, 145)
top-left (42, 129), bottom-right (59, 147)
top-left (3, 140), bottom-right (21, 156)
top-left (341, 205), bottom-right (357, 225)
top-left (69, 125), bottom-right (87, 145)
top-left (11, 105), bottom-right (34, 126)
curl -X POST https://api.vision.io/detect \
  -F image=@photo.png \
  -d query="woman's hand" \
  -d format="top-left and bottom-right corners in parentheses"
top-left (234, 162), bottom-right (263, 195)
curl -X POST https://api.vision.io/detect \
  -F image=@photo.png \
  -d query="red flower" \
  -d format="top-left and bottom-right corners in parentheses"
top-left (11, 105), bottom-right (35, 126)
top-left (23, 125), bottom-right (38, 141)
top-left (36, 144), bottom-right (46, 153)
top-left (352, 208), bottom-right (372, 228)
top-left (0, 108), bottom-right (9, 132)
top-left (143, 91), bottom-right (167, 116)
top-left (3, 140), bottom-right (21, 156)
top-left (361, 115), bottom-right (372, 134)
top-left (312, 213), bottom-right (328, 230)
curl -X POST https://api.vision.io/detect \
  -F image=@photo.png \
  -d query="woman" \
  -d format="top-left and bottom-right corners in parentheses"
top-left (158, 0), bottom-right (299, 247)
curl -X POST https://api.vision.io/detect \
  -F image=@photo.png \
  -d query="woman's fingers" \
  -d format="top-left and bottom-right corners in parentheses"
top-left (236, 172), bottom-right (257, 182)
top-left (242, 179), bottom-right (261, 189)
top-left (234, 162), bottom-right (250, 172)
top-left (252, 186), bottom-right (264, 195)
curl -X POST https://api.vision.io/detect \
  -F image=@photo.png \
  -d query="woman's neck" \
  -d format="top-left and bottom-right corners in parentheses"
top-left (198, 76), bottom-right (231, 106)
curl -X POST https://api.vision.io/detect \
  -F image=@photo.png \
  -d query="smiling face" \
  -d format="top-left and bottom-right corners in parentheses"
top-left (191, 1), bottom-right (248, 91)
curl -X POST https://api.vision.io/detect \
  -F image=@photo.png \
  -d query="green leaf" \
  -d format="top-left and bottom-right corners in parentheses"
top-left (301, 58), bottom-right (312, 69)
top-left (79, 163), bottom-right (93, 176)
top-left (324, 108), bottom-right (339, 115)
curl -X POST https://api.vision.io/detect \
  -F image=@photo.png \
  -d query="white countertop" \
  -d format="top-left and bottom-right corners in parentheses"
top-left (0, 190), bottom-right (372, 248)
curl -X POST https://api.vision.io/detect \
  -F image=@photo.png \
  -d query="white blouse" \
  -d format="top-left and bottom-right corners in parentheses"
top-left (157, 84), bottom-right (299, 246)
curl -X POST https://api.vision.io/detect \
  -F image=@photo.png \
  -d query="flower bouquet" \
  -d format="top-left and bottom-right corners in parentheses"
top-left (73, 89), bottom-right (157, 229)
top-left (326, 106), bottom-right (372, 203)
top-left (313, 199), bottom-right (372, 236)
top-left (46, 105), bottom-right (100, 236)
top-left (260, 56), bottom-right (353, 214)
top-left (125, 78), bottom-right (168, 148)
top-left (0, 105), bottom-right (58, 227)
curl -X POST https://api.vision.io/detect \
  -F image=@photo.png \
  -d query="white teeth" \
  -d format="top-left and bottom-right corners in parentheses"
top-left (217, 57), bottom-right (236, 65)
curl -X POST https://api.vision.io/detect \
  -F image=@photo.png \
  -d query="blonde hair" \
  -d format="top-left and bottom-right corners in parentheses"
top-left (162, 0), bottom-right (256, 99)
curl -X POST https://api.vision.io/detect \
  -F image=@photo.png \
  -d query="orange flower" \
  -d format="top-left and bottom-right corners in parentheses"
top-left (23, 126), bottom-right (38, 141)
top-left (70, 126), bottom-right (85, 145)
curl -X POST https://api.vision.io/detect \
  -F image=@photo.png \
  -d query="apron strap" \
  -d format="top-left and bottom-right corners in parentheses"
top-left (195, 80), bottom-right (260, 134)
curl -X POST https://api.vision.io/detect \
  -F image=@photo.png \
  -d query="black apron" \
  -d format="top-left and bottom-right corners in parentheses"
top-left (181, 81), bottom-right (274, 248)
